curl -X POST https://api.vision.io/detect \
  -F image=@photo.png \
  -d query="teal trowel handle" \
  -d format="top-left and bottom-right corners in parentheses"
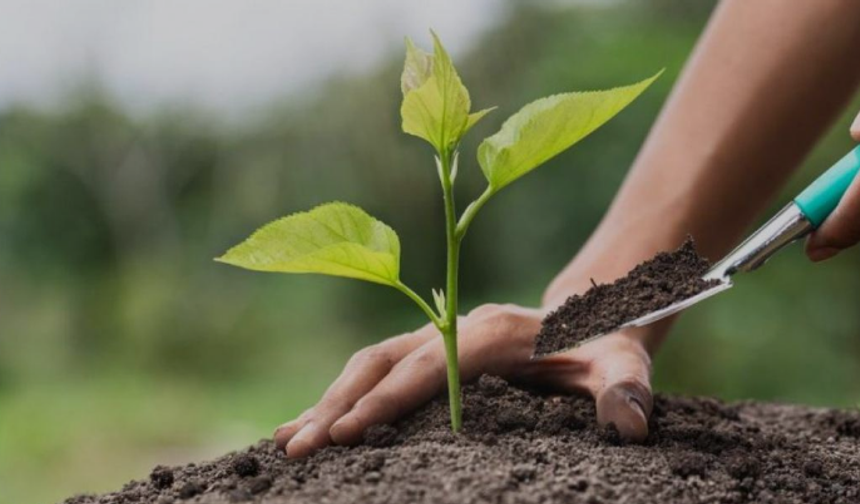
top-left (712, 145), bottom-right (860, 276)
top-left (794, 145), bottom-right (860, 228)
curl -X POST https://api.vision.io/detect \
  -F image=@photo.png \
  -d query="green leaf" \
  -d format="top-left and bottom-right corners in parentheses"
top-left (432, 288), bottom-right (447, 320)
top-left (400, 38), bottom-right (433, 95)
top-left (478, 71), bottom-right (663, 191)
top-left (216, 202), bottom-right (401, 287)
top-left (465, 107), bottom-right (496, 134)
top-left (401, 31), bottom-right (489, 152)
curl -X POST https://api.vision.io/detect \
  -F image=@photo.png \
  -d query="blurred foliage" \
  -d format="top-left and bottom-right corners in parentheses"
top-left (2, 1), bottom-right (860, 503)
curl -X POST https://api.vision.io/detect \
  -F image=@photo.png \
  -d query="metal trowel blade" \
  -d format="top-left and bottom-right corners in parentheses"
top-left (615, 277), bottom-right (733, 330)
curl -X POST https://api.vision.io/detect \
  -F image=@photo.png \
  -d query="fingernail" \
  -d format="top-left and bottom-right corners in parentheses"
top-left (808, 247), bottom-right (840, 262)
top-left (627, 395), bottom-right (647, 419)
top-left (620, 379), bottom-right (653, 418)
top-left (851, 114), bottom-right (860, 140)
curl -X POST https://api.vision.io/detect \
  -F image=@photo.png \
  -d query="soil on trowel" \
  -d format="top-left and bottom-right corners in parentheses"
top-left (534, 236), bottom-right (720, 356)
top-left (65, 375), bottom-right (860, 504)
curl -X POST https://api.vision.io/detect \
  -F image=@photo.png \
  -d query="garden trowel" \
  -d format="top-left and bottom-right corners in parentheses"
top-left (576, 145), bottom-right (860, 346)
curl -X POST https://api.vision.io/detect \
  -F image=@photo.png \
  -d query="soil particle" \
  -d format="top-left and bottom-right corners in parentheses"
top-left (248, 475), bottom-right (272, 494)
top-left (65, 375), bottom-right (860, 504)
top-left (231, 454), bottom-right (261, 478)
top-left (803, 460), bottom-right (824, 478)
top-left (177, 479), bottom-right (205, 499)
top-left (832, 414), bottom-right (860, 438)
top-left (228, 488), bottom-right (252, 502)
top-left (724, 450), bottom-right (761, 480)
top-left (668, 451), bottom-right (710, 478)
top-left (536, 398), bottom-right (584, 434)
top-left (477, 373), bottom-right (508, 397)
top-left (149, 466), bottom-right (174, 490)
top-left (599, 422), bottom-right (624, 445)
top-left (510, 463), bottom-right (537, 482)
top-left (534, 236), bottom-right (720, 356)
top-left (363, 424), bottom-right (399, 448)
top-left (360, 452), bottom-right (386, 473)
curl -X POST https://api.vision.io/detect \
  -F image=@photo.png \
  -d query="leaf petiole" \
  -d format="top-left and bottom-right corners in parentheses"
top-left (456, 186), bottom-right (494, 239)
top-left (394, 281), bottom-right (446, 329)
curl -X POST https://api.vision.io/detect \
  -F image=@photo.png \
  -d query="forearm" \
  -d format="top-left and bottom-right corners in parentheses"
top-left (545, 0), bottom-right (860, 315)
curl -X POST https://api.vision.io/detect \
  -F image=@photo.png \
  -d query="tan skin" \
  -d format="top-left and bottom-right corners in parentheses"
top-left (275, 0), bottom-right (860, 458)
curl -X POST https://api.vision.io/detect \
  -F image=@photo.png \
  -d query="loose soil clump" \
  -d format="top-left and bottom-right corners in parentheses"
top-left (534, 236), bottom-right (720, 356)
top-left (65, 375), bottom-right (860, 504)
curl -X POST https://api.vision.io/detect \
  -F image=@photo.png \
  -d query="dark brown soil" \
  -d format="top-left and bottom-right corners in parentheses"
top-left (534, 237), bottom-right (721, 356)
top-left (64, 375), bottom-right (860, 504)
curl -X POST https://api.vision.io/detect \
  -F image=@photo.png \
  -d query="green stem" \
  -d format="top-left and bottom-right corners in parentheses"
top-left (440, 148), bottom-right (462, 432)
top-left (394, 281), bottom-right (443, 329)
top-left (442, 323), bottom-right (461, 431)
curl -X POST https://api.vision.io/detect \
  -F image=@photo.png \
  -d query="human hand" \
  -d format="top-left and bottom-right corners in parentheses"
top-left (805, 112), bottom-right (860, 262)
top-left (273, 303), bottom-right (656, 458)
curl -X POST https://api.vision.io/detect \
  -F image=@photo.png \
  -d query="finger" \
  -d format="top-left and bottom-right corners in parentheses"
top-left (273, 414), bottom-right (308, 450)
top-left (851, 111), bottom-right (860, 141)
top-left (588, 337), bottom-right (653, 443)
top-left (805, 172), bottom-right (860, 261)
top-left (328, 338), bottom-right (449, 446)
top-left (278, 325), bottom-right (436, 457)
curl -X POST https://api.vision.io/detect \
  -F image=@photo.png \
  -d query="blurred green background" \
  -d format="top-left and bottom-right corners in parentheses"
top-left (2, 1), bottom-right (860, 503)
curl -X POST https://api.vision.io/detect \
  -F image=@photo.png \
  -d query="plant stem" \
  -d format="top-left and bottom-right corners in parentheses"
top-left (439, 148), bottom-right (462, 432)
top-left (441, 323), bottom-right (461, 431)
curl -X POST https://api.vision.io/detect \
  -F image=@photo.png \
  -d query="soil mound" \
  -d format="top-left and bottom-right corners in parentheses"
top-left (65, 375), bottom-right (860, 504)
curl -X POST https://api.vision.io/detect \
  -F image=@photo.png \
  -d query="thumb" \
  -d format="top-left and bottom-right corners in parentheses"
top-left (591, 347), bottom-right (653, 443)
top-left (805, 172), bottom-right (860, 262)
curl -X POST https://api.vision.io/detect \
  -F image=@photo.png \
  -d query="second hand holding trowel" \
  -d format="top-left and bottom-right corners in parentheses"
top-left (550, 145), bottom-right (860, 353)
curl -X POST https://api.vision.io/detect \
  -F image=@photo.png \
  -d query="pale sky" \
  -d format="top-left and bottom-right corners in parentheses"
top-left (0, 0), bottom-right (505, 117)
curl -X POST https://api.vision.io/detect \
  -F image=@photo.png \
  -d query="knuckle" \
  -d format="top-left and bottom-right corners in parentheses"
top-left (317, 389), bottom-right (352, 413)
top-left (469, 303), bottom-right (526, 330)
top-left (411, 349), bottom-right (439, 368)
top-left (468, 303), bottom-right (503, 319)
top-left (298, 408), bottom-right (317, 423)
top-left (486, 307), bottom-right (526, 333)
top-left (349, 344), bottom-right (393, 368)
top-left (404, 348), bottom-right (445, 377)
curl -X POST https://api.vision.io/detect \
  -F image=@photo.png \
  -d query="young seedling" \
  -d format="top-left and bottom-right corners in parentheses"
top-left (217, 31), bottom-right (660, 432)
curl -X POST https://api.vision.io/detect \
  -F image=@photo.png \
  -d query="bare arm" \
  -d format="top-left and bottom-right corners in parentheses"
top-left (546, 0), bottom-right (860, 343)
